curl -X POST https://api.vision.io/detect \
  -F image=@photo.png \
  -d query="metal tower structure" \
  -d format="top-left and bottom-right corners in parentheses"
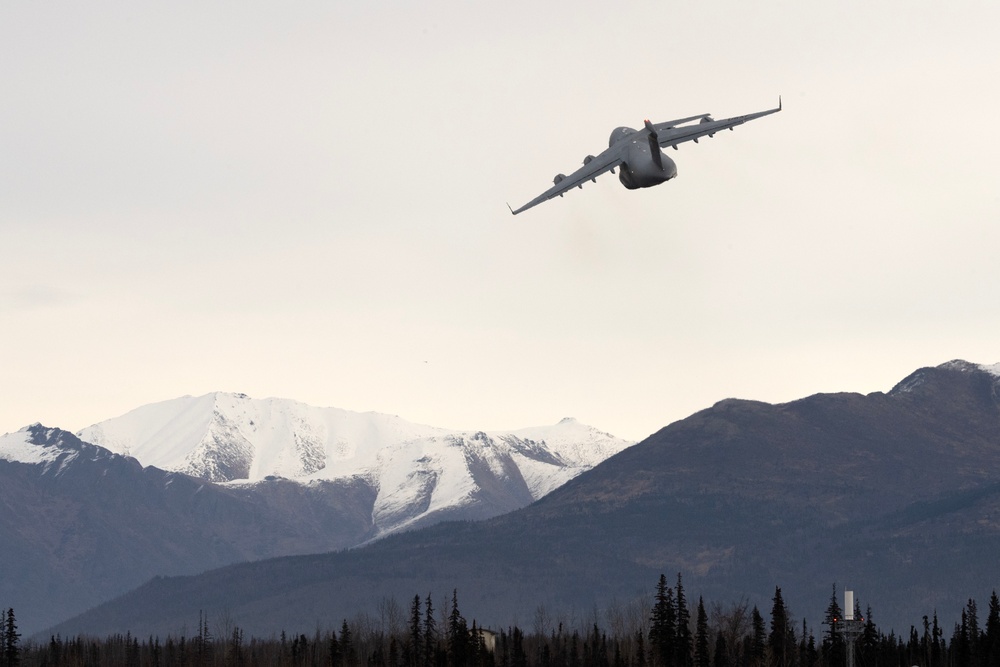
top-left (823, 589), bottom-right (865, 667)
top-left (842, 590), bottom-right (865, 667)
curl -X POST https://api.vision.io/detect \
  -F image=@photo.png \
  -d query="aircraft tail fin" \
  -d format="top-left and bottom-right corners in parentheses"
top-left (644, 119), bottom-right (664, 170)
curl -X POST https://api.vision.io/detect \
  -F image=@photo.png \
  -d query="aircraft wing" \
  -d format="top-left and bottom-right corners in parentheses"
top-left (653, 99), bottom-right (781, 150)
top-left (509, 144), bottom-right (625, 215)
top-left (649, 113), bottom-right (713, 134)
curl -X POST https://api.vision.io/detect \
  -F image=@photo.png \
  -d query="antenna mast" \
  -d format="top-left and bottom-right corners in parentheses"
top-left (843, 590), bottom-right (864, 667)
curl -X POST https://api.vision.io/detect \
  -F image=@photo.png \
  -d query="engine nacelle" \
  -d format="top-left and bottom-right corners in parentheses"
top-left (700, 115), bottom-right (717, 137)
top-left (553, 173), bottom-right (566, 185)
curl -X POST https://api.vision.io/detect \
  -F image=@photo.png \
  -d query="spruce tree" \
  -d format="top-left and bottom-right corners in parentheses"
top-left (196, 610), bottom-right (212, 666)
top-left (694, 597), bottom-right (710, 667)
top-left (649, 574), bottom-right (677, 667)
top-left (797, 620), bottom-right (808, 667)
top-left (389, 636), bottom-right (400, 667)
top-left (227, 627), bottom-right (244, 666)
top-left (821, 584), bottom-right (845, 667)
top-left (768, 587), bottom-right (795, 667)
top-left (921, 615), bottom-right (932, 666)
top-left (802, 627), bottom-right (818, 667)
top-left (985, 591), bottom-right (1000, 667)
top-left (291, 634), bottom-right (308, 666)
top-left (511, 626), bottom-right (527, 667)
top-left (750, 606), bottom-right (767, 667)
top-left (340, 619), bottom-right (356, 666)
top-left (49, 635), bottom-right (62, 666)
top-left (954, 611), bottom-right (972, 667)
top-left (448, 589), bottom-right (469, 667)
top-left (858, 605), bottom-right (878, 667)
top-left (931, 612), bottom-right (942, 667)
top-left (423, 593), bottom-right (437, 667)
top-left (409, 594), bottom-right (423, 667)
top-left (675, 574), bottom-right (693, 667)
top-left (713, 633), bottom-right (729, 667)
top-left (3, 609), bottom-right (19, 667)
top-left (469, 621), bottom-right (482, 667)
top-left (329, 630), bottom-right (341, 666)
top-left (969, 598), bottom-right (982, 667)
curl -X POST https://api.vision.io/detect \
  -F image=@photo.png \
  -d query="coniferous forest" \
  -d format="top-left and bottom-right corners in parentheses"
top-left (4, 575), bottom-right (1000, 667)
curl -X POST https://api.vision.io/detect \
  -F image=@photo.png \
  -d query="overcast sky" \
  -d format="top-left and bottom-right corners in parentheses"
top-left (2, 1), bottom-right (998, 442)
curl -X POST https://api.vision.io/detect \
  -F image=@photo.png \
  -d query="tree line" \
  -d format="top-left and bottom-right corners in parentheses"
top-left (5, 575), bottom-right (1000, 667)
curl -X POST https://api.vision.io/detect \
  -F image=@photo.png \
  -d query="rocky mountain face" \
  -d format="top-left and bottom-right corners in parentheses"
top-left (0, 424), bottom-right (383, 633)
top-left (46, 360), bottom-right (1000, 639)
top-left (1, 403), bottom-right (630, 635)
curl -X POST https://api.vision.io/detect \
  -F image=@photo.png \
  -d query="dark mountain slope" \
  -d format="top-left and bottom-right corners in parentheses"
top-left (47, 360), bottom-right (1000, 637)
top-left (0, 426), bottom-right (377, 634)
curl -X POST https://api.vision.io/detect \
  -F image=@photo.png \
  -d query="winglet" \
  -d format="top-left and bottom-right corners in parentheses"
top-left (507, 202), bottom-right (516, 215)
top-left (778, 95), bottom-right (782, 111)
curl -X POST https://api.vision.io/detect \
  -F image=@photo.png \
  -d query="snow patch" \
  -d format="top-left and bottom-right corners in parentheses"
top-left (509, 451), bottom-right (578, 500)
top-left (979, 362), bottom-right (1000, 378)
top-left (0, 426), bottom-right (65, 465)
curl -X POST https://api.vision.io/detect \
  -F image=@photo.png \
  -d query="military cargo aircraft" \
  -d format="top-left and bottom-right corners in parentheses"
top-left (509, 99), bottom-right (781, 215)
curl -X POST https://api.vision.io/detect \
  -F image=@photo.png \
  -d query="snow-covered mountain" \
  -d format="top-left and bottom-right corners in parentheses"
top-left (78, 393), bottom-right (634, 536)
top-left (0, 424), bottom-right (66, 465)
top-left (0, 398), bottom-right (631, 632)
top-left (0, 423), bottom-right (115, 469)
top-left (1, 422), bottom-right (397, 633)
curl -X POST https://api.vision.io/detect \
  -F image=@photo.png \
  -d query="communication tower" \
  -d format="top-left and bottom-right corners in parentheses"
top-left (824, 589), bottom-right (865, 667)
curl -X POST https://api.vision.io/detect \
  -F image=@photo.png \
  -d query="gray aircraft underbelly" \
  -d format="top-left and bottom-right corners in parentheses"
top-left (618, 140), bottom-right (678, 190)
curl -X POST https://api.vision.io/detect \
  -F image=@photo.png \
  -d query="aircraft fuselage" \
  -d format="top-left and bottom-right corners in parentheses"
top-left (610, 127), bottom-right (678, 190)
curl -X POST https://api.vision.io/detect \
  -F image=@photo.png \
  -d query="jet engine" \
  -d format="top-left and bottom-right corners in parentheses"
top-left (700, 116), bottom-right (717, 137)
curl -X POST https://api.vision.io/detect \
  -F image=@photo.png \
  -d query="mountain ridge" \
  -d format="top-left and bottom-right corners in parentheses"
top-left (75, 393), bottom-right (633, 537)
top-left (1, 406), bottom-right (631, 635)
top-left (44, 359), bottom-right (1000, 638)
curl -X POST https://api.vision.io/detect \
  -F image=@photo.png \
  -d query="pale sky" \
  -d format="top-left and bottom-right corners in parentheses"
top-left (2, 1), bottom-right (998, 442)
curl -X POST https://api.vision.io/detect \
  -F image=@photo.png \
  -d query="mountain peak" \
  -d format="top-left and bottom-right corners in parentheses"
top-left (889, 358), bottom-right (998, 395)
top-left (940, 359), bottom-right (983, 373)
top-left (1, 423), bottom-right (111, 468)
top-left (25, 423), bottom-right (80, 446)
top-left (1, 425), bottom-right (61, 465)
top-left (76, 393), bottom-right (634, 539)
